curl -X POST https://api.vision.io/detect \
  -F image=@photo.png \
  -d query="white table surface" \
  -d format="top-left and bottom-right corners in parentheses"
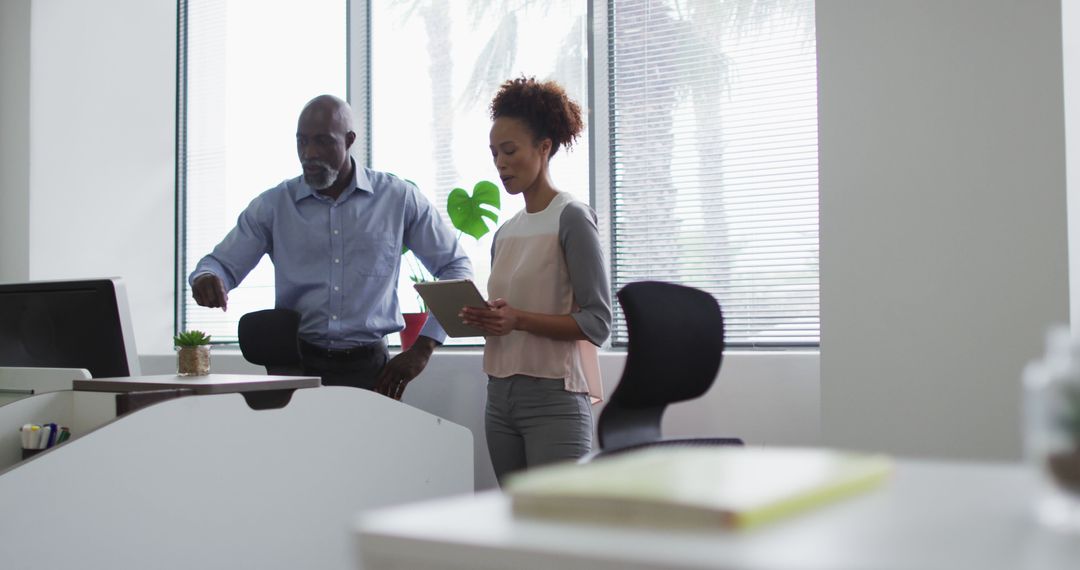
top-left (355, 458), bottom-right (1080, 570)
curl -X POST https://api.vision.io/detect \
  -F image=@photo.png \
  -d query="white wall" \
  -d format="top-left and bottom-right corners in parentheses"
top-left (1067, 0), bottom-right (1080, 329)
top-left (818, 0), bottom-right (1069, 461)
top-left (27, 0), bottom-right (177, 354)
top-left (0, 0), bottom-right (31, 283)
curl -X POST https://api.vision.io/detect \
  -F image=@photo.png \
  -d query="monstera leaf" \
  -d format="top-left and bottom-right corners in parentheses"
top-left (447, 181), bottom-right (501, 240)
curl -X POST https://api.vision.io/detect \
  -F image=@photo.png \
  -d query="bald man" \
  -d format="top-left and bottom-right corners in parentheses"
top-left (189, 95), bottom-right (473, 399)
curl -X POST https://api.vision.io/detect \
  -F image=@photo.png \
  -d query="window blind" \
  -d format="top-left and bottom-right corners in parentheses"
top-left (608, 0), bottom-right (818, 346)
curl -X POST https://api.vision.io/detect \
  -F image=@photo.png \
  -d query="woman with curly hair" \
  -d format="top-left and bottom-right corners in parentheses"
top-left (460, 77), bottom-right (611, 484)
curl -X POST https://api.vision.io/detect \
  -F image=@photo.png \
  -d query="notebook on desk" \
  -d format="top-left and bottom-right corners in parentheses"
top-left (506, 446), bottom-right (893, 531)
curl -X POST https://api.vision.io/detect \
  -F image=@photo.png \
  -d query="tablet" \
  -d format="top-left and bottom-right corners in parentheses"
top-left (413, 279), bottom-right (490, 338)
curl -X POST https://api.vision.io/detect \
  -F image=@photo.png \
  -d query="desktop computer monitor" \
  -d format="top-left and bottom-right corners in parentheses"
top-left (0, 278), bottom-right (140, 378)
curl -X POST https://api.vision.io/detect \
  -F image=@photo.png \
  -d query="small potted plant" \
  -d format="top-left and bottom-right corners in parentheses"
top-left (400, 246), bottom-right (432, 351)
top-left (396, 178), bottom-right (501, 350)
top-left (416, 180), bottom-right (501, 346)
top-left (174, 330), bottom-right (211, 376)
top-left (391, 175), bottom-right (436, 350)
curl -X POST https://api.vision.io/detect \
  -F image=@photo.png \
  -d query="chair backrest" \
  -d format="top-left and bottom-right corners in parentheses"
top-left (237, 309), bottom-right (303, 370)
top-left (597, 281), bottom-right (724, 452)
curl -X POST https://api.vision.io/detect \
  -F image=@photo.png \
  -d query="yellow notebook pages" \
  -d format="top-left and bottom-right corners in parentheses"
top-left (506, 446), bottom-right (893, 531)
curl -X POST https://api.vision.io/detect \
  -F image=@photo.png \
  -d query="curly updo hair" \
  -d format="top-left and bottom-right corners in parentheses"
top-left (490, 76), bottom-right (583, 158)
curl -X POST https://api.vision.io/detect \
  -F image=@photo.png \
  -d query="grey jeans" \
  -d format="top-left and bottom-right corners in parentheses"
top-left (486, 375), bottom-right (594, 485)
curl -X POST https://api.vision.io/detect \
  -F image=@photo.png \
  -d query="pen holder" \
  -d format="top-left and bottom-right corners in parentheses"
top-left (21, 448), bottom-right (44, 460)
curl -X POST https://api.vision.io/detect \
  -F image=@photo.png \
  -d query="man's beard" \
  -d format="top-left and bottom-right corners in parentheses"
top-left (303, 161), bottom-right (339, 190)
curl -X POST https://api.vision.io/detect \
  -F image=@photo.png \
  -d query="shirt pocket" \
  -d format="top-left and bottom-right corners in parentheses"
top-left (351, 231), bottom-right (398, 277)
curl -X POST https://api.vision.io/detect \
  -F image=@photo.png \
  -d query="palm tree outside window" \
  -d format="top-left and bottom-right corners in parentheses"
top-left (608, 0), bottom-right (818, 346)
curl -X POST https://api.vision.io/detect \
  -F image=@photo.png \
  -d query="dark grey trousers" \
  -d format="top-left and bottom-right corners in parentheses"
top-left (485, 375), bottom-right (594, 486)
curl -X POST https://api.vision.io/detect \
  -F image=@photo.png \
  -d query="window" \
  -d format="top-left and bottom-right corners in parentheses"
top-left (178, 0), bottom-right (347, 343)
top-left (607, 0), bottom-right (818, 346)
top-left (368, 0), bottom-right (590, 346)
top-left (178, 0), bottom-right (819, 349)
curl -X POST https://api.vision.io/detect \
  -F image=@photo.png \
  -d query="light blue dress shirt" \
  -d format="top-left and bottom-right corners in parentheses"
top-left (189, 160), bottom-right (473, 348)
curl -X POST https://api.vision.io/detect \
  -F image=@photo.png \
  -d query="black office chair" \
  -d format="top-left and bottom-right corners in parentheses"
top-left (591, 281), bottom-right (743, 460)
top-left (237, 308), bottom-right (304, 376)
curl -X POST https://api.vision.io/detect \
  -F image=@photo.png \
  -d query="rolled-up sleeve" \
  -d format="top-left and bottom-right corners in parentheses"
top-left (559, 202), bottom-right (612, 347)
top-left (403, 185), bottom-right (474, 343)
top-left (188, 194), bottom-right (272, 291)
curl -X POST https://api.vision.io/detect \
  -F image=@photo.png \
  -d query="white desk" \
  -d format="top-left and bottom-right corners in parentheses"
top-left (0, 366), bottom-right (91, 405)
top-left (74, 373), bottom-right (320, 394)
top-left (1, 386), bottom-right (473, 570)
top-left (356, 459), bottom-right (1080, 570)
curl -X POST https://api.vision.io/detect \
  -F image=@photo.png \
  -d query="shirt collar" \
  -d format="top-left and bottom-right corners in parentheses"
top-left (292, 158), bottom-right (373, 203)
